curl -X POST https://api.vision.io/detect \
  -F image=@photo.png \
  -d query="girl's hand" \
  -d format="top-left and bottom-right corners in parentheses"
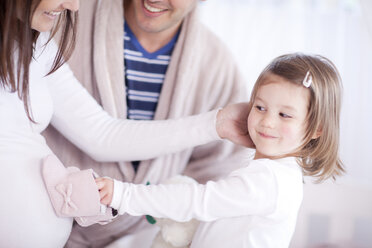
top-left (95, 177), bottom-right (114, 205)
top-left (216, 102), bottom-right (255, 148)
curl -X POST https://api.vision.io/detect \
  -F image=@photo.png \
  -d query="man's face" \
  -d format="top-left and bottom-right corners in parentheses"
top-left (125, 0), bottom-right (198, 34)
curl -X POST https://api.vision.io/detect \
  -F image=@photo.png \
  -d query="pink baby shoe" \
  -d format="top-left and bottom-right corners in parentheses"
top-left (75, 207), bottom-right (118, 227)
top-left (42, 154), bottom-right (117, 226)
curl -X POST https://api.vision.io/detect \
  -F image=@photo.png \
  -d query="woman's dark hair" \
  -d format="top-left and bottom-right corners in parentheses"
top-left (0, 0), bottom-right (78, 121)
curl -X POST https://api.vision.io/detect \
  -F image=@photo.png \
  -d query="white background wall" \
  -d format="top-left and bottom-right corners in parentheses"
top-left (199, 0), bottom-right (372, 247)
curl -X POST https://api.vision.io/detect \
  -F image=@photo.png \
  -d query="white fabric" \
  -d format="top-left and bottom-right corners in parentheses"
top-left (0, 34), bottom-right (220, 247)
top-left (111, 157), bottom-right (303, 248)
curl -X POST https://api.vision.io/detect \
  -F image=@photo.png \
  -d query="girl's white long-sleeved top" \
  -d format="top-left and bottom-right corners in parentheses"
top-left (111, 157), bottom-right (303, 248)
top-left (0, 34), bottom-right (219, 248)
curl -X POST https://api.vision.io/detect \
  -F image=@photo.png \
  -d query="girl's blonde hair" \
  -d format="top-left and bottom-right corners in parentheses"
top-left (250, 53), bottom-right (344, 182)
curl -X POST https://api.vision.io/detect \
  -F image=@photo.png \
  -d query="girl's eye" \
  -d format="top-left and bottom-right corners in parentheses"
top-left (255, 105), bottom-right (265, 111)
top-left (280, 112), bottom-right (292, 118)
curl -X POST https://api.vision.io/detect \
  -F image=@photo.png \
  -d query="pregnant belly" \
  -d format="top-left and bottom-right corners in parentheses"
top-left (0, 157), bottom-right (73, 248)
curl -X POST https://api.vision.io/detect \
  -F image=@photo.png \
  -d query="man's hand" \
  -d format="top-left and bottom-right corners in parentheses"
top-left (95, 177), bottom-right (114, 206)
top-left (216, 102), bottom-right (254, 148)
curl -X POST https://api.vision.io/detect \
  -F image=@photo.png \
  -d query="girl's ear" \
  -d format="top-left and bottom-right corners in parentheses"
top-left (312, 129), bottom-right (322, 139)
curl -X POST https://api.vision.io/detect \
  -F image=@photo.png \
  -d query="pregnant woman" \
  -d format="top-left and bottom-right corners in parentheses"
top-left (0, 0), bottom-right (251, 247)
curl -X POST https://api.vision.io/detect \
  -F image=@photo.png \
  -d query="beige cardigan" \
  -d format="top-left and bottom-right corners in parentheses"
top-left (43, 0), bottom-right (249, 246)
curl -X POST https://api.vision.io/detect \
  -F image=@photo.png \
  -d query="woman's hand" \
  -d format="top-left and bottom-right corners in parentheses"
top-left (216, 102), bottom-right (254, 148)
top-left (95, 177), bottom-right (114, 205)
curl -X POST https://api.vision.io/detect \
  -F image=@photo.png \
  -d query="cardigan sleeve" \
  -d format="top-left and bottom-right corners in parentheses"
top-left (42, 42), bottom-right (220, 162)
top-left (110, 161), bottom-right (278, 222)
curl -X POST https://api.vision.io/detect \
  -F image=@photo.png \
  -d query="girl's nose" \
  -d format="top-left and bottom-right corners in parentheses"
top-left (62, 0), bottom-right (79, 12)
top-left (261, 114), bottom-right (275, 128)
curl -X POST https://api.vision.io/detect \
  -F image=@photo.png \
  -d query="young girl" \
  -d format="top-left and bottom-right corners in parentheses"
top-left (96, 53), bottom-right (345, 248)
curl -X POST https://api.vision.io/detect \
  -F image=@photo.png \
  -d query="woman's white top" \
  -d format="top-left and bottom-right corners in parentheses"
top-left (111, 156), bottom-right (303, 248)
top-left (0, 34), bottom-right (219, 248)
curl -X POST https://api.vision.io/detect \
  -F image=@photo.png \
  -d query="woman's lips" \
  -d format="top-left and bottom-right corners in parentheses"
top-left (43, 10), bottom-right (62, 19)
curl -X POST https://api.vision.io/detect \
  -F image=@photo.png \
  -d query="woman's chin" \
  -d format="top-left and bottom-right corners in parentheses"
top-left (31, 18), bottom-right (55, 32)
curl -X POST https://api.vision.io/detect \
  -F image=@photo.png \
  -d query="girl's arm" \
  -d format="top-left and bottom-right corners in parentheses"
top-left (97, 162), bottom-right (278, 222)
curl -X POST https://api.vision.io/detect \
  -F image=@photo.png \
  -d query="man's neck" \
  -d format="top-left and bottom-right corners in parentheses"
top-left (132, 25), bottom-right (180, 53)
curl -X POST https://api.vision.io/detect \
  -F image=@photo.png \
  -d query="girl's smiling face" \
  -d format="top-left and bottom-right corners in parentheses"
top-left (31, 0), bottom-right (79, 32)
top-left (248, 74), bottom-right (310, 159)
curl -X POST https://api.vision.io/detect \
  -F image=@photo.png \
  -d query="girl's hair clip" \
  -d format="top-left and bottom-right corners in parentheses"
top-left (302, 71), bottom-right (312, 88)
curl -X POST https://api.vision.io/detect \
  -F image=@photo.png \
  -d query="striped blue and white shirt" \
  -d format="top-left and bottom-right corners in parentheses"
top-left (124, 22), bottom-right (179, 171)
top-left (124, 22), bottom-right (179, 120)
